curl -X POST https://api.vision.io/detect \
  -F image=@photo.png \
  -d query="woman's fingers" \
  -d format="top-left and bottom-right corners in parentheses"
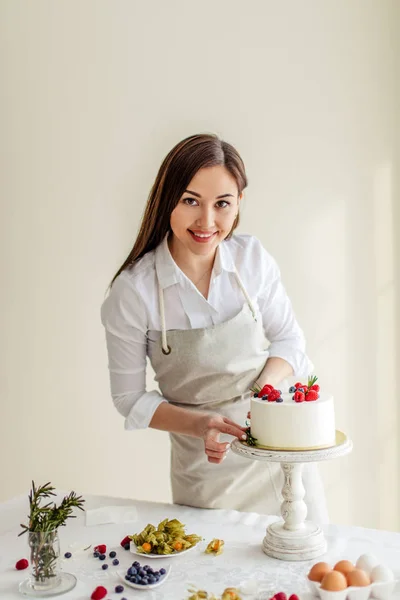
top-left (221, 416), bottom-right (248, 432)
top-left (202, 414), bottom-right (248, 463)
top-left (207, 456), bottom-right (224, 464)
top-left (206, 448), bottom-right (229, 460)
top-left (218, 420), bottom-right (247, 440)
top-left (205, 436), bottom-right (230, 454)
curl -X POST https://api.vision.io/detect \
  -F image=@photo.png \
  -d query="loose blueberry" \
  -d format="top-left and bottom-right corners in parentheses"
top-left (276, 397), bottom-right (283, 402)
top-left (124, 543), bottom-right (130, 550)
top-left (99, 554), bottom-right (106, 560)
top-left (93, 551), bottom-right (99, 558)
top-left (109, 551), bottom-right (116, 558)
top-left (253, 392), bottom-right (258, 398)
top-left (64, 552), bottom-right (72, 558)
top-left (289, 386), bottom-right (296, 393)
top-left (101, 563), bottom-right (108, 570)
top-left (115, 585), bottom-right (124, 593)
top-left (112, 558), bottom-right (119, 566)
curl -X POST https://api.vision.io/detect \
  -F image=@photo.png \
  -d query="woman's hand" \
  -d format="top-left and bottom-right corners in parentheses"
top-left (200, 414), bottom-right (247, 464)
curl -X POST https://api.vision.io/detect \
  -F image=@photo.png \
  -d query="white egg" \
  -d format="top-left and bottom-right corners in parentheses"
top-left (370, 564), bottom-right (394, 583)
top-left (356, 553), bottom-right (379, 575)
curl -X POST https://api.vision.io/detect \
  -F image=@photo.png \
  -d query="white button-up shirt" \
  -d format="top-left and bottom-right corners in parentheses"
top-left (101, 234), bottom-right (311, 430)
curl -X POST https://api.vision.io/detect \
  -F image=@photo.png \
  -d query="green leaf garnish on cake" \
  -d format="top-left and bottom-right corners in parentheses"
top-left (244, 426), bottom-right (258, 447)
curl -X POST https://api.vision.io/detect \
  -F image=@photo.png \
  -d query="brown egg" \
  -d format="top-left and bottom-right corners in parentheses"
top-left (347, 569), bottom-right (370, 587)
top-left (321, 570), bottom-right (348, 591)
top-left (308, 562), bottom-right (332, 582)
top-left (334, 560), bottom-right (355, 576)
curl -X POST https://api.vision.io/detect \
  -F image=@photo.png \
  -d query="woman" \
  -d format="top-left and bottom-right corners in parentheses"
top-left (101, 133), bottom-right (328, 522)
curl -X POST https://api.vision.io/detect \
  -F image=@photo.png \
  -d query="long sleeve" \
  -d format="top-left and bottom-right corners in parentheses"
top-left (257, 247), bottom-right (312, 377)
top-left (101, 274), bottom-right (167, 430)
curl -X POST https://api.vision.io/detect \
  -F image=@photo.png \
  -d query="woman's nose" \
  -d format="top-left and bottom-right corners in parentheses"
top-left (196, 206), bottom-right (215, 228)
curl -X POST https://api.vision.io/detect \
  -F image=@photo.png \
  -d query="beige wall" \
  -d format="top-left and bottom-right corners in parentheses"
top-left (1, 0), bottom-right (398, 530)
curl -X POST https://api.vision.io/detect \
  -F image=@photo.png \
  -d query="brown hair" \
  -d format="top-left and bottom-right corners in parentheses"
top-left (111, 133), bottom-right (248, 285)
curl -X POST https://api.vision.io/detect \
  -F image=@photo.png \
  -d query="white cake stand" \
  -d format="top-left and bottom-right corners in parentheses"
top-left (231, 431), bottom-right (352, 561)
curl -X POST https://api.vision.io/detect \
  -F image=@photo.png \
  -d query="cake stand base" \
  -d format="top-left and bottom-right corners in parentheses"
top-left (262, 520), bottom-right (327, 561)
top-left (231, 431), bottom-right (352, 561)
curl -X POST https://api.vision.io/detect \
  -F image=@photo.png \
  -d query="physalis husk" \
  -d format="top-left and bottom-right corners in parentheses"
top-left (205, 538), bottom-right (225, 555)
top-left (186, 587), bottom-right (241, 600)
top-left (131, 518), bottom-right (202, 555)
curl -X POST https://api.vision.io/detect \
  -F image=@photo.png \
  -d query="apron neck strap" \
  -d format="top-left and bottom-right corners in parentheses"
top-left (158, 268), bottom-right (257, 355)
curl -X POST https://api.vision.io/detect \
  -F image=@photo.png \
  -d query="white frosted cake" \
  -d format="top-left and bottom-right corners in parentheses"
top-left (249, 377), bottom-right (336, 450)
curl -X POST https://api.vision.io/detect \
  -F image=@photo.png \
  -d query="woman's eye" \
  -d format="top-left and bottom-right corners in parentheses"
top-left (216, 200), bottom-right (230, 208)
top-left (183, 198), bottom-right (198, 206)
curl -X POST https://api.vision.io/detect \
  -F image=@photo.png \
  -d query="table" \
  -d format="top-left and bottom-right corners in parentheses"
top-left (0, 492), bottom-right (399, 599)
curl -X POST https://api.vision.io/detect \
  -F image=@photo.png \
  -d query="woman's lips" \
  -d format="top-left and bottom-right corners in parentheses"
top-left (188, 230), bottom-right (217, 243)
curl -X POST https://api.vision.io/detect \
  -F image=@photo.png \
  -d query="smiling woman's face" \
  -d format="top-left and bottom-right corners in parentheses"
top-left (169, 165), bottom-right (241, 259)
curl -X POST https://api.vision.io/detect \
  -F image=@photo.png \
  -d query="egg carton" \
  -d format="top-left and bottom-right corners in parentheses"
top-left (307, 578), bottom-right (399, 600)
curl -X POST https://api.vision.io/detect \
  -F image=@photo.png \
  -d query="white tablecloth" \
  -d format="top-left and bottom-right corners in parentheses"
top-left (0, 492), bottom-right (399, 599)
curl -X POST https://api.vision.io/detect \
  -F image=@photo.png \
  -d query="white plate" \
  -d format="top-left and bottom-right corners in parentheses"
top-left (117, 565), bottom-right (171, 590)
top-left (130, 541), bottom-right (197, 558)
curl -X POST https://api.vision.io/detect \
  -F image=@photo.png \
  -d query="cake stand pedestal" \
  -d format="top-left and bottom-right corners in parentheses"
top-left (231, 432), bottom-right (352, 561)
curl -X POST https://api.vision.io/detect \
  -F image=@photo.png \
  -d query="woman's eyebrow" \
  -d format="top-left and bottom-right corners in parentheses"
top-left (184, 189), bottom-right (235, 199)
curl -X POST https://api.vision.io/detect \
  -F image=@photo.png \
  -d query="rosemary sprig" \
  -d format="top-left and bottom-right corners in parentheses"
top-left (307, 375), bottom-right (318, 388)
top-left (19, 481), bottom-right (85, 536)
top-left (249, 382), bottom-right (261, 395)
top-left (244, 427), bottom-right (258, 447)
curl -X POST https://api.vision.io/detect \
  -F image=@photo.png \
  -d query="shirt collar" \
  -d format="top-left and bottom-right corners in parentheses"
top-left (155, 234), bottom-right (236, 289)
top-left (214, 239), bottom-right (236, 276)
top-left (155, 234), bottom-right (181, 290)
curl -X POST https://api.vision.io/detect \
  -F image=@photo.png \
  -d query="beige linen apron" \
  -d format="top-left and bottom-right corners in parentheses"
top-left (148, 270), bottom-right (329, 523)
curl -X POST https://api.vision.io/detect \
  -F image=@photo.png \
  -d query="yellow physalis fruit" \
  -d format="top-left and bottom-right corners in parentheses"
top-left (205, 538), bottom-right (225, 555)
top-left (187, 589), bottom-right (209, 600)
top-left (173, 540), bottom-right (183, 551)
top-left (141, 542), bottom-right (152, 553)
top-left (221, 589), bottom-right (241, 600)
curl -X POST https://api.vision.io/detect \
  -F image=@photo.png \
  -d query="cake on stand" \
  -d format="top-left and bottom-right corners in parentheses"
top-left (231, 431), bottom-right (352, 561)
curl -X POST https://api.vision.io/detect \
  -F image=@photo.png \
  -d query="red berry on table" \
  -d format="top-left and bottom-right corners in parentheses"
top-left (289, 595), bottom-right (299, 600)
top-left (120, 536), bottom-right (130, 548)
top-left (294, 382), bottom-right (303, 389)
top-left (275, 593), bottom-right (287, 600)
top-left (305, 390), bottom-right (319, 401)
top-left (15, 558), bottom-right (29, 570)
top-left (294, 391), bottom-right (305, 402)
top-left (310, 384), bottom-right (320, 392)
top-left (91, 586), bottom-right (108, 600)
top-left (94, 544), bottom-right (106, 554)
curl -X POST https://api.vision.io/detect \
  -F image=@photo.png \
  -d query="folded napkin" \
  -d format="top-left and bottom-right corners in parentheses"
top-left (85, 505), bottom-right (138, 527)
